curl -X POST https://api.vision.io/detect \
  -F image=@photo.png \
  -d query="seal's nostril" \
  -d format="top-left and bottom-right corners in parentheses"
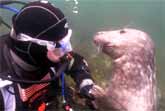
top-left (93, 38), bottom-right (98, 45)
top-left (93, 37), bottom-right (101, 46)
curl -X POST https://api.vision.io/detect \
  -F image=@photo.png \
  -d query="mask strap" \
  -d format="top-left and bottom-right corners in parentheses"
top-left (10, 26), bottom-right (73, 52)
top-left (17, 33), bottom-right (56, 50)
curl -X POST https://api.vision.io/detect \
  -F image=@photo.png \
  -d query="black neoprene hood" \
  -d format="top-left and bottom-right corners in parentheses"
top-left (12, 0), bottom-right (68, 42)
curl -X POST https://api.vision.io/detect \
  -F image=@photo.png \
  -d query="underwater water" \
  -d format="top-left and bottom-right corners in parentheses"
top-left (0, 0), bottom-right (164, 110)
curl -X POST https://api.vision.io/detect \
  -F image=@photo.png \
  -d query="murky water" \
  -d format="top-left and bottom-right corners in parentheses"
top-left (0, 0), bottom-right (164, 110)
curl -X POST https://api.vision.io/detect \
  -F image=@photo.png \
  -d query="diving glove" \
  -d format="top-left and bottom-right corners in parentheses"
top-left (80, 79), bottom-right (106, 100)
top-left (79, 79), bottom-right (95, 100)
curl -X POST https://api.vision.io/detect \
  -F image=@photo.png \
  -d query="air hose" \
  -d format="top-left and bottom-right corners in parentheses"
top-left (0, 0), bottom-right (27, 28)
top-left (0, 0), bottom-right (27, 5)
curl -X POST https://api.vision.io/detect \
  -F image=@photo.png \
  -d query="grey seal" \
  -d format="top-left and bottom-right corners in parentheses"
top-left (93, 28), bottom-right (157, 111)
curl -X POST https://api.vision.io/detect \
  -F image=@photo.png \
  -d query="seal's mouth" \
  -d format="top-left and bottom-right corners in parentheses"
top-left (93, 34), bottom-right (112, 54)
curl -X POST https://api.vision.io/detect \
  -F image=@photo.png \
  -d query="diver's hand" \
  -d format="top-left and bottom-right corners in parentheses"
top-left (80, 80), bottom-right (105, 100)
top-left (60, 52), bottom-right (73, 63)
top-left (80, 84), bottom-right (95, 100)
top-left (0, 78), bottom-right (12, 88)
top-left (80, 83), bottom-right (106, 110)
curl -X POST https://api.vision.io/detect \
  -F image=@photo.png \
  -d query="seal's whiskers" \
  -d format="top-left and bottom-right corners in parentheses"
top-left (96, 43), bottom-right (103, 54)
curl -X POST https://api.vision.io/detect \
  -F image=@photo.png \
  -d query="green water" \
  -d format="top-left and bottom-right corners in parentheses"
top-left (0, 0), bottom-right (164, 110)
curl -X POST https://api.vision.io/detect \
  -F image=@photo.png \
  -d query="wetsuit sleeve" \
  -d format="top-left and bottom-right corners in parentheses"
top-left (65, 52), bottom-right (93, 88)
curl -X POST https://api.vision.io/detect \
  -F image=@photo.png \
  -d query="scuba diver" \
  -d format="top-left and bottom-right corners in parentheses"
top-left (0, 0), bottom-right (104, 111)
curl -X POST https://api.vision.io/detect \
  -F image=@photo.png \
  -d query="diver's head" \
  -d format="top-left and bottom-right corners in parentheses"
top-left (9, 0), bottom-right (72, 67)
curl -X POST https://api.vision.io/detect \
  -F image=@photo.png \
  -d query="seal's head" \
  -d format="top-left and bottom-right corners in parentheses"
top-left (94, 28), bottom-right (154, 59)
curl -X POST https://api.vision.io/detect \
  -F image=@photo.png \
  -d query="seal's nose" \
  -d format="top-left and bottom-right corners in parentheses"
top-left (93, 32), bottom-right (104, 45)
top-left (120, 29), bottom-right (127, 34)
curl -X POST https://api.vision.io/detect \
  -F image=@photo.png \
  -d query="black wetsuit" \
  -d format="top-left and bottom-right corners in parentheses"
top-left (0, 34), bottom-right (93, 110)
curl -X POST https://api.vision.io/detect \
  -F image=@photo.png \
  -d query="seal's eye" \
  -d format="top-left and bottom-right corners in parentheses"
top-left (120, 29), bottom-right (126, 34)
